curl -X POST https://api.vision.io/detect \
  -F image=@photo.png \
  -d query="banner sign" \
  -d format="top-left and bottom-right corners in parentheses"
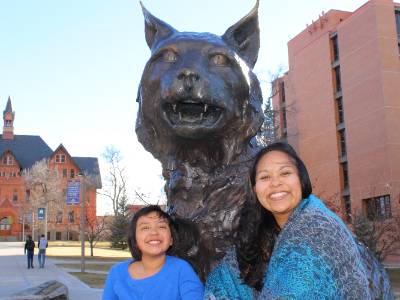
top-left (66, 180), bottom-right (80, 205)
top-left (38, 208), bottom-right (45, 220)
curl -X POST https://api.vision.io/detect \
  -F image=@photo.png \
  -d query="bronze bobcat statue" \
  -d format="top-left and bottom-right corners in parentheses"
top-left (136, 2), bottom-right (263, 276)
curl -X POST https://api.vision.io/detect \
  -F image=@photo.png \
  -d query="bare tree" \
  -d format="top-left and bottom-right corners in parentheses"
top-left (22, 159), bottom-right (64, 237)
top-left (78, 172), bottom-right (103, 255)
top-left (98, 146), bottom-right (128, 216)
top-left (85, 210), bottom-right (109, 256)
top-left (352, 214), bottom-right (400, 262)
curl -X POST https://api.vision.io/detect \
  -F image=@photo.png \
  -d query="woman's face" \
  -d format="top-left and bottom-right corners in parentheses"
top-left (254, 150), bottom-right (302, 227)
top-left (135, 211), bottom-right (173, 259)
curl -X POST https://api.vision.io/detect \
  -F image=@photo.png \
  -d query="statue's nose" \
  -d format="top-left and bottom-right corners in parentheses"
top-left (177, 69), bottom-right (200, 91)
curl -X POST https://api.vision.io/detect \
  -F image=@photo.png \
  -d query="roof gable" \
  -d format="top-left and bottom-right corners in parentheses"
top-left (0, 135), bottom-right (53, 169)
top-left (0, 150), bottom-right (22, 168)
top-left (51, 144), bottom-right (79, 169)
top-left (72, 156), bottom-right (102, 188)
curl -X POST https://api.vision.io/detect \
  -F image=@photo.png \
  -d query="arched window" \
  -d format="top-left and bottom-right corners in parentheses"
top-left (0, 217), bottom-right (11, 230)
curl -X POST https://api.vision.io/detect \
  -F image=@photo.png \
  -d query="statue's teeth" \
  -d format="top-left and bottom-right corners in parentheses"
top-left (204, 104), bottom-right (208, 112)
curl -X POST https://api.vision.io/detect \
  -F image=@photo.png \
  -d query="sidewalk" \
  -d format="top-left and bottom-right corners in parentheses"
top-left (0, 242), bottom-right (103, 300)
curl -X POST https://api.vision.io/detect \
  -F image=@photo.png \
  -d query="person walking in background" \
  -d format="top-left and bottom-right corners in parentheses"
top-left (24, 235), bottom-right (35, 269)
top-left (38, 234), bottom-right (48, 268)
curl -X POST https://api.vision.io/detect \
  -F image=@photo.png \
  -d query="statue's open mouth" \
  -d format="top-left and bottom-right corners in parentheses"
top-left (163, 99), bottom-right (223, 127)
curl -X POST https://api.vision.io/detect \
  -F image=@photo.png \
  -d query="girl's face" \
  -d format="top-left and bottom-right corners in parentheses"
top-left (254, 150), bottom-right (302, 228)
top-left (135, 211), bottom-right (173, 258)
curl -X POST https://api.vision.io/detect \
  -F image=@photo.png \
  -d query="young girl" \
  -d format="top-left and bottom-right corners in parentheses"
top-left (102, 205), bottom-right (204, 300)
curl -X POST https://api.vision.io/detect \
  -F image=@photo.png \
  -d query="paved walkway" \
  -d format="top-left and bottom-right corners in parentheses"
top-left (0, 242), bottom-right (103, 300)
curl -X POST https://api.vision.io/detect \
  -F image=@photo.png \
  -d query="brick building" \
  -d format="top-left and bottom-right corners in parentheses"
top-left (273, 0), bottom-right (400, 223)
top-left (0, 97), bottom-right (101, 241)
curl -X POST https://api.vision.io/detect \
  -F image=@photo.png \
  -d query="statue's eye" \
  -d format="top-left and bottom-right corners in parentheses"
top-left (162, 50), bottom-right (177, 62)
top-left (210, 54), bottom-right (228, 66)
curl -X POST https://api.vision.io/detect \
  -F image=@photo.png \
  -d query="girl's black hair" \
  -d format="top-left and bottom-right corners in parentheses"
top-left (236, 141), bottom-right (312, 290)
top-left (127, 205), bottom-right (175, 260)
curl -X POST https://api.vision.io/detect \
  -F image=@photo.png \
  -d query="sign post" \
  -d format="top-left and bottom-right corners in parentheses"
top-left (67, 178), bottom-right (85, 272)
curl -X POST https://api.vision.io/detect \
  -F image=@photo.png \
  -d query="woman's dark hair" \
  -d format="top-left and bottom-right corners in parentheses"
top-left (127, 205), bottom-right (175, 260)
top-left (236, 141), bottom-right (312, 290)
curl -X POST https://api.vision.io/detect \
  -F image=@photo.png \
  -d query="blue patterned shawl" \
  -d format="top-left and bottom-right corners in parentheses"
top-left (204, 195), bottom-right (394, 300)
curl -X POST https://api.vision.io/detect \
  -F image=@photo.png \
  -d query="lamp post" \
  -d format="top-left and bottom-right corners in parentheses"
top-left (78, 173), bottom-right (85, 273)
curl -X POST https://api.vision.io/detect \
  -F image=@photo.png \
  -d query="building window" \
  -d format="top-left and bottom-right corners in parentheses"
top-left (5, 120), bottom-right (12, 127)
top-left (0, 217), bottom-right (11, 231)
top-left (55, 154), bottom-right (66, 163)
top-left (364, 195), bottom-right (392, 220)
top-left (343, 195), bottom-right (351, 220)
top-left (68, 211), bottom-right (75, 223)
top-left (70, 169), bottom-right (75, 178)
top-left (12, 189), bottom-right (18, 203)
top-left (56, 212), bottom-right (63, 224)
top-left (341, 162), bottom-right (349, 189)
top-left (2, 155), bottom-right (13, 165)
top-left (334, 66), bottom-right (342, 93)
top-left (396, 10), bottom-right (400, 53)
top-left (395, 10), bottom-right (400, 39)
top-left (336, 97), bottom-right (344, 124)
top-left (25, 189), bottom-right (30, 202)
top-left (279, 81), bottom-right (288, 138)
top-left (56, 232), bottom-right (62, 240)
top-left (331, 34), bottom-right (339, 62)
top-left (279, 81), bottom-right (286, 103)
top-left (338, 129), bottom-right (347, 157)
top-left (63, 169), bottom-right (67, 178)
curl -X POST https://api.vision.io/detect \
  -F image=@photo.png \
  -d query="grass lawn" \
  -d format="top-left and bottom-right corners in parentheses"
top-left (49, 255), bottom-right (128, 261)
top-left (68, 272), bottom-right (107, 289)
top-left (46, 243), bottom-right (131, 259)
top-left (56, 263), bottom-right (114, 272)
top-left (48, 241), bottom-right (112, 248)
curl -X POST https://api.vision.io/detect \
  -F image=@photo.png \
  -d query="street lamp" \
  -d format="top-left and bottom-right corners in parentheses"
top-left (77, 172), bottom-right (85, 273)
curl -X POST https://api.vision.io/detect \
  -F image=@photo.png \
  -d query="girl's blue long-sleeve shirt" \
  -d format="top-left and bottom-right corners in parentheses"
top-left (102, 255), bottom-right (204, 300)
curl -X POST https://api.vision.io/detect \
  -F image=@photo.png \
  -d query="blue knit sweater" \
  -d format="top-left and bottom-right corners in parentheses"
top-left (205, 195), bottom-right (394, 299)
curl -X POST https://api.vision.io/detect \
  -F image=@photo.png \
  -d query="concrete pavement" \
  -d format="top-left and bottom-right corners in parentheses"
top-left (0, 242), bottom-right (103, 300)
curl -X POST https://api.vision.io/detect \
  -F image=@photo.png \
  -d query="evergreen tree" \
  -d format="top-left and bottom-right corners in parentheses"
top-left (110, 195), bottom-right (131, 249)
top-left (256, 97), bottom-right (278, 146)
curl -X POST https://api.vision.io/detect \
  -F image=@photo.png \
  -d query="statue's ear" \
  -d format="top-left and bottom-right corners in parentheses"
top-left (140, 2), bottom-right (176, 50)
top-left (222, 0), bottom-right (260, 68)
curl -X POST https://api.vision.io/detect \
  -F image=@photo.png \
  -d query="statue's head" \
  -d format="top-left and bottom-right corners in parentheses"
top-left (136, 1), bottom-right (263, 163)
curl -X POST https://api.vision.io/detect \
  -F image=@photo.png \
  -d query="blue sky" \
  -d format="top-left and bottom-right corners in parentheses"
top-left (0, 0), bottom-right (367, 214)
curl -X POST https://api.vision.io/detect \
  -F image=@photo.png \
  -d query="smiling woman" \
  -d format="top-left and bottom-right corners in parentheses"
top-left (204, 142), bottom-right (394, 299)
top-left (102, 205), bottom-right (204, 300)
